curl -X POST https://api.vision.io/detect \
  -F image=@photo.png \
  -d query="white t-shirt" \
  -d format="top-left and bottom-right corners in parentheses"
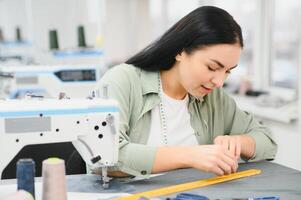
top-left (147, 92), bottom-right (198, 146)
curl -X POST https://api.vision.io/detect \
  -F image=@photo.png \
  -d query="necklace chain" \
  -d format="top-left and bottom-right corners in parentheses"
top-left (158, 73), bottom-right (168, 145)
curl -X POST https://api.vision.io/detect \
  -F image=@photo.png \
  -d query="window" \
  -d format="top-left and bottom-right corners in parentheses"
top-left (150, 1), bottom-right (301, 94)
top-left (150, 0), bottom-right (200, 39)
top-left (270, 0), bottom-right (300, 89)
top-left (166, 0), bottom-right (200, 27)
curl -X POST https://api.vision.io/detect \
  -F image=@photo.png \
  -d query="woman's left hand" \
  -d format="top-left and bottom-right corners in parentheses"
top-left (214, 135), bottom-right (241, 160)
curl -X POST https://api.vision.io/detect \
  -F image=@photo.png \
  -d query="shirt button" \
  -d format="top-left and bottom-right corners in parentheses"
top-left (141, 170), bottom-right (147, 175)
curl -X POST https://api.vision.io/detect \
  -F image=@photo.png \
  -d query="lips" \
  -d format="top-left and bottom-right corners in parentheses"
top-left (201, 85), bottom-right (213, 93)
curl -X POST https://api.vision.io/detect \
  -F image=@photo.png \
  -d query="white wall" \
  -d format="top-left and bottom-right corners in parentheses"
top-left (102, 0), bottom-right (153, 64)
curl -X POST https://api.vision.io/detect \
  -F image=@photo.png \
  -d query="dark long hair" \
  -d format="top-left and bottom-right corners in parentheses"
top-left (126, 6), bottom-right (243, 71)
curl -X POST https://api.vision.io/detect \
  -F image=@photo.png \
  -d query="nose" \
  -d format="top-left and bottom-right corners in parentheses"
top-left (211, 72), bottom-right (225, 88)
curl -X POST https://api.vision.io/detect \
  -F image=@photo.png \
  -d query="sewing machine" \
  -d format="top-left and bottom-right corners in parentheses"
top-left (0, 65), bottom-right (102, 99)
top-left (0, 97), bottom-right (119, 188)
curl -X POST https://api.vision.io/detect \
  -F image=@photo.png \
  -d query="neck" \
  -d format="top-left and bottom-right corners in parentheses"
top-left (160, 68), bottom-right (187, 100)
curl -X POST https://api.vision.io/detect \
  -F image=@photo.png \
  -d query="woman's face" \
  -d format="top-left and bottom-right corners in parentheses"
top-left (175, 44), bottom-right (242, 98)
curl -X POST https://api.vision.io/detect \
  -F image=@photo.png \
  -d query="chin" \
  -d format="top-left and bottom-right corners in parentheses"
top-left (190, 92), bottom-right (206, 99)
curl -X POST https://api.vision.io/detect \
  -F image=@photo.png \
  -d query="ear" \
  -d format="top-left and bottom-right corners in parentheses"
top-left (175, 51), bottom-right (184, 61)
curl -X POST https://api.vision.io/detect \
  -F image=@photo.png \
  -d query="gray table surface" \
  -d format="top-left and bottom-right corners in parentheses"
top-left (67, 161), bottom-right (301, 199)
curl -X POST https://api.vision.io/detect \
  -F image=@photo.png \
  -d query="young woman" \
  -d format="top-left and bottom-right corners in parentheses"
top-left (95, 6), bottom-right (277, 177)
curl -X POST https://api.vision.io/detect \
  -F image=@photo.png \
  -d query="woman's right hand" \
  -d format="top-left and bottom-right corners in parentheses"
top-left (186, 145), bottom-right (238, 176)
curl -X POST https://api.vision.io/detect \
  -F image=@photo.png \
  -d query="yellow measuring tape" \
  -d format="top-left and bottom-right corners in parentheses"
top-left (115, 169), bottom-right (261, 200)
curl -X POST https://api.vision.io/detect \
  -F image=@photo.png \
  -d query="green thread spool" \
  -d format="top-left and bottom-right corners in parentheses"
top-left (77, 25), bottom-right (87, 48)
top-left (49, 29), bottom-right (59, 50)
top-left (0, 28), bottom-right (4, 41)
top-left (16, 27), bottom-right (22, 42)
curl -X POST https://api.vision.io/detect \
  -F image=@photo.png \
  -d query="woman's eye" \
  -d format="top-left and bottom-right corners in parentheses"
top-left (226, 70), bottom-right (232, 74)
top-left (207, 66), bottom-right (216, 72)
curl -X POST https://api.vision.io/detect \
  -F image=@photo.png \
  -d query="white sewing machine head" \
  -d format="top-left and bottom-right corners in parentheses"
top-left (0, 65), bottom-right (101, 99)
top-left (0, 97), bottom-right (119, 188)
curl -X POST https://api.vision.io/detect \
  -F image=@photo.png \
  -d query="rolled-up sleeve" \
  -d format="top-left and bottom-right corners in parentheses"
top-left (222, 90), bottom-right (278, 161)
top-left (118, 142), bottom-right (157, 177)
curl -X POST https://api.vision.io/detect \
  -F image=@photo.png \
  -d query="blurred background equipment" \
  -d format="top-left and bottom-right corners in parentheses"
top-left (0, 65), bottom-right (101, 99)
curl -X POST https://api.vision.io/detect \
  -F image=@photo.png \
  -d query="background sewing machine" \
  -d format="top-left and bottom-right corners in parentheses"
top-left (0, 65), bottom-right (103, 99)
top-left (0, 97), bottom-right (119, 188)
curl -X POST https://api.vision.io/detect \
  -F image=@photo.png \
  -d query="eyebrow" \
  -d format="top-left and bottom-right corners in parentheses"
top-left (209, 59), bottom-right (238, 69)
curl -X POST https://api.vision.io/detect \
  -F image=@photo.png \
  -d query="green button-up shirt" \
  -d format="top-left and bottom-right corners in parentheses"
top-left (94, 63), bottom-right (277, 177)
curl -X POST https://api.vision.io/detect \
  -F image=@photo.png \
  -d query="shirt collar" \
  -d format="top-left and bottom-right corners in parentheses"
top-left (189, 94), bottom-right (205, 104)
top-left (140, 69), bottom-right (160, 95)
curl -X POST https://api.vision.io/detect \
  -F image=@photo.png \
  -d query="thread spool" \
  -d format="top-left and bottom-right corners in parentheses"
top-left (42, 158), bottom-right (67, 200)
top-left (0, 28), bottom-right (4, 41)
top-left (16, 159), bottom-right (35, 198)
top-left (49, 29), bottom-right (59, 50)
top-left (1, 190), bottom-right (33, 200)
top-left (77, 25), bottom-right (86, 48)
top-left (16, 26), bottom-right (22, 42)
